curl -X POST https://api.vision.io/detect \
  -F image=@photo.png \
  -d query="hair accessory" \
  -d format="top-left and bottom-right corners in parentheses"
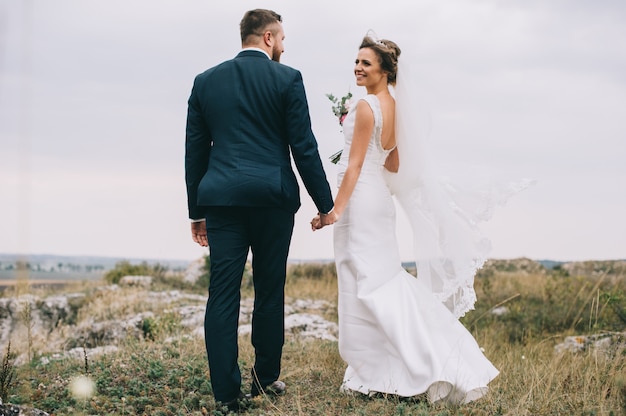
top-left (366, 29), bottom-right (387, 48)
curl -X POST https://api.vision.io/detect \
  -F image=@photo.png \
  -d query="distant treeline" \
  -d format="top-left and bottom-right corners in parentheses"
top-left (0, 260), bottom-right (105, 273)
top-left (0, 253), bottom-right (192, 276)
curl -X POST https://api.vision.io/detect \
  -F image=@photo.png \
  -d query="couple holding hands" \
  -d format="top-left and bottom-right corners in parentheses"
top-left (185, 8), bottom-right (499, 412)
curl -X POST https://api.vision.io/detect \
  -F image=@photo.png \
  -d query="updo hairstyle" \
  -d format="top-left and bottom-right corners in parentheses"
top-left (359, 36), bottom-right (401, 85)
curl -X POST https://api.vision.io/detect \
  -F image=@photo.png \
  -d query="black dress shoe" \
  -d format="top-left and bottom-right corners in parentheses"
top-left (216, 392), bottom-right (250, 413)
top-left (249, 380), bottom-right (286, 398)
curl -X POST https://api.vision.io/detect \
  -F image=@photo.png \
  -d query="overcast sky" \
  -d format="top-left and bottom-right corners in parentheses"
top-left (1, 0), bottom-right (625, 263)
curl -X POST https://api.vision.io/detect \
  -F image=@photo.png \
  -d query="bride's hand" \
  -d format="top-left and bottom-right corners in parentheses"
top-left (320, 211), bottom-right (339, 226)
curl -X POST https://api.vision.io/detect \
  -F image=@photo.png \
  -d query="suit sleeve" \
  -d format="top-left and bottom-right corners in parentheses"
top-left (284, 71), bottom-right (334, 214)
top-left (185, 76), bottom-right (211, 219)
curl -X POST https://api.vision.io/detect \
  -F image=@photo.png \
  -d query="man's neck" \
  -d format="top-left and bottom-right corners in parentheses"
top-left (241, 46), bottom-right (270, 60)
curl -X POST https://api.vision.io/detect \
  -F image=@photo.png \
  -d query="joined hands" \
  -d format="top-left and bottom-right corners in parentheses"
top-left (311, 211), bottom-right (339, 231)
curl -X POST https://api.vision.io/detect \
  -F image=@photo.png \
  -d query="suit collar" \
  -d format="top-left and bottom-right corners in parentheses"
top-left (237, 48), bottom-right (271, 60)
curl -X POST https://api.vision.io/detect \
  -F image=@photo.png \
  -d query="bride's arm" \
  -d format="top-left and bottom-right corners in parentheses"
top-left (321, 100), bottom-right (373, 226)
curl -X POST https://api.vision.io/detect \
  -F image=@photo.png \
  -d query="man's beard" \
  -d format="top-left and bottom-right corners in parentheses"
top-left (271, 46), bottom-right (281, 62)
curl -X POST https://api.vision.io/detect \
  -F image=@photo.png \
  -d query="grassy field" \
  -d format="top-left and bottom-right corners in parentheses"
top-left (1, 260), bottom-right (625, 415)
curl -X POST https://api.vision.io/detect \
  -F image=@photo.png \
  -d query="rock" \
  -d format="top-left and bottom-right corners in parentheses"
top-left (1, 285), bottom-right (340, 376)
top-left (561, 260), bottom-right (626, 277)
top-left (490, 306), bottom-right (509, 316)
top-left (119, 275), bottom-right (153, 288)
top-left (478, 258), bottom-right (546, 276)
top-left (191, 327), bottom-right (204, 338)
top-left (239, 298), bottom-right (254, 324)
top-left (238, 313), bottom-right (338, 342)
top-left (183, 258), bottom-right (205, 284)
top-left (0, 293), bottom-right (84, 347)
top-left (285, 298), bottom-right (333, 315)
top-left (146, 290), bottom-right (205, 303)
top-left (554, 332), bottom-right (626, 355)
top-left (38, 293), bottom-right (84, 329)
top-left (285, 313), bottom-right (338, 341)
top-left (237, 324), bottom-right (251, 336)
top-left (167, 297), bottom-right (337, 340)
top-left (65, 313), bottom-right (152, 349)
top-left (173, 305), bottom-right (205, 329)
top-left (0, 404), bottom-right (49, 416)
top-left (37, 346), bottom-right (119, 366)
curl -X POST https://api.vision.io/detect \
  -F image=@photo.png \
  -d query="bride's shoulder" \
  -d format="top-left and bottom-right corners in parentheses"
top-left (353, 99), bottom-right (375, 124)
top-left (360, 94), bottom-right (382, 109)
top-left (355, 98), bottom-right (374, 113)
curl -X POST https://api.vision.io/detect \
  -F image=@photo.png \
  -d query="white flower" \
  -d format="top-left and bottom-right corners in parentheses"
top-left (69, 375), bottom-right (96, 400)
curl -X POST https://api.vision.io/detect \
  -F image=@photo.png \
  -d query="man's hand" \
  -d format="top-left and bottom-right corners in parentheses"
top-left (310, 215), bottom-right (322, 231)
top-left (191, 220), bottom-right (208, 247)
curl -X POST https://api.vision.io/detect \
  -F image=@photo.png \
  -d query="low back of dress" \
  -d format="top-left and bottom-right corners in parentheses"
top-left (336, 94), bottom-right (393, 186)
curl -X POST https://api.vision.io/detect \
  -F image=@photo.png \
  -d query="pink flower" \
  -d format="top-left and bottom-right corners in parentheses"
top-left (326, 91), bottom-right (352, 164)
top-left (326, 92), bottom-right (353, 125)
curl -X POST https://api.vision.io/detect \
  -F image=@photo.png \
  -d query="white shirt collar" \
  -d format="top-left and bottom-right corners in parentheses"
top-left (241, 47), bottom-right (271, 60)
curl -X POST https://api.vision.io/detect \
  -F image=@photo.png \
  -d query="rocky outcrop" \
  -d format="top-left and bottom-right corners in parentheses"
top-left (0, 288), bottom-right (339, 367)
top-left (236, 299), bottom-right (338, 341)
top-left (119, 275), bottom-right (153, 288)
top-left (0, 293), bottom-right (85, 348)
top-left (64, 313), bottom-right (151, 349)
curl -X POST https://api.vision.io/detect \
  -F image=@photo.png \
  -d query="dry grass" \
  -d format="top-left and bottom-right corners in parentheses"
top-left (226, 328), bottom-right (626, 415)
top-left (2, 261), bottom-right (626, 415)
top-left (207, 265), bottom-right (626, 415)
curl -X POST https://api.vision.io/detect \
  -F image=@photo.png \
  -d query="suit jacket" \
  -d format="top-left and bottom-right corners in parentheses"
top-left (185, 50), bottom-right (334, 219)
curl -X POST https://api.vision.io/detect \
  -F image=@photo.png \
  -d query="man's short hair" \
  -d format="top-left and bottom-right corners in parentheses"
top-left (240, 9), bottom-right (282, 44)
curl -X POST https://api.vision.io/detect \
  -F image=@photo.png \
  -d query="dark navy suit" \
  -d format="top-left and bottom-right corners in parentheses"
top-left (185, 50), bottom-right (333, 402)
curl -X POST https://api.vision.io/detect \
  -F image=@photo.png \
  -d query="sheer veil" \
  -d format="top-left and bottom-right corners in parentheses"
top-left (385, 61), bottom-right (533, 318)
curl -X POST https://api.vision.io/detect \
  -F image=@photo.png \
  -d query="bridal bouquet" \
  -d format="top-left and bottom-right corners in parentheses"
top-left (326, 91), bottom-right (352, 164)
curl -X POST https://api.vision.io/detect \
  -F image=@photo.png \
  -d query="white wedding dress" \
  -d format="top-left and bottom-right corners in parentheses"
top-left (334, 94), bottom-right (499, 403)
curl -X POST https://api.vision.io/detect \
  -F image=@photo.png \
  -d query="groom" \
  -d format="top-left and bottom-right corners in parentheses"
top-left (185, 8), bottom-right (334, 411)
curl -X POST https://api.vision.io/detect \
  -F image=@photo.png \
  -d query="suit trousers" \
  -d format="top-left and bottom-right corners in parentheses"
top-left (203, 206), bottom-right (294, 402)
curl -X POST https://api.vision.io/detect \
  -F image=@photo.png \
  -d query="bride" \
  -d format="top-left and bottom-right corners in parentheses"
top-left (311, 34), bottom-right (500, 403)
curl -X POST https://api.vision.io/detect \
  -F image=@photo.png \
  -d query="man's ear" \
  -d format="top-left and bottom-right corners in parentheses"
top-left (263, 31), bottom-right (273, 47)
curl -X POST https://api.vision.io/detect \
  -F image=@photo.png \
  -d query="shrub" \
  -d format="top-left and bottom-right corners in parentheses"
top-left (103, 261), bottom-right (168, 284)
top-left (0, 341), bottom-right (16, 403)
top-left (195, 255), bottom-right (211, 289)
top-left (288, 262), bottom-right (337, 281)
